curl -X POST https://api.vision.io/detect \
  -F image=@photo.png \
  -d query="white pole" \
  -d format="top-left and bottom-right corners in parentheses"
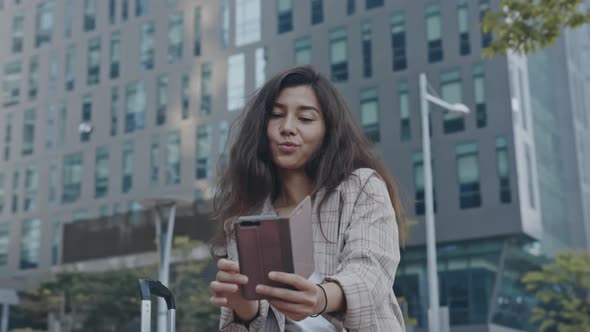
top-left (1, 304), bottom-right (9, 332)
top-left (157, 204), bottom-right (176, 332)
top-left (420, 73), bottom-right (440, 332)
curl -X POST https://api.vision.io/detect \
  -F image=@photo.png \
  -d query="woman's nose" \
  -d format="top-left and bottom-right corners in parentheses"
top-left (280, 115), bottom-right (296, 135)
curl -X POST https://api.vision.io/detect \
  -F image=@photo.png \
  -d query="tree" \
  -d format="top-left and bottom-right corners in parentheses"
top-left (521, 251), bottom-right (590, 332)
top-left (482, 0), bottom-right (590, 56)
top-left (169, 236), bottom-right (219, 332)
top-left (27, 267), bottom-right (155, 332)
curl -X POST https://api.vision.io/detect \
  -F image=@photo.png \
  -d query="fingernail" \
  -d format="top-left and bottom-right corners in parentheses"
top-left (256, 285), bottom-right (265, 292)
top-left (268, 272), bottom-right (276, 278)
top-left (240, 276), bottom-right (248, 283)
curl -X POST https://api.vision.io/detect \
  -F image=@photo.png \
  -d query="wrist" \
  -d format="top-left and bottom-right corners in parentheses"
top-left (311, 284), bottom-right (328, 317)
top-left (234, 300), bottom-right (259, 323)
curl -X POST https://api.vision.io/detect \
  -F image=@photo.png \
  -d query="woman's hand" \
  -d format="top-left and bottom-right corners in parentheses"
top-left (255, 271), bottom-right (326, 321)
top-left (209, 259), bottom-right (259, 321)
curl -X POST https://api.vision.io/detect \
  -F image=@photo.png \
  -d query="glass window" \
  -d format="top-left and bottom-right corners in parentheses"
top-left (64, 0), bottom-right (73, 38)
top-left (194, 7), bottom-right (202, 56)
top-left (3, 61), bottom-right (22, 107)
top-left (255, 47), bottom-right (267, 89)
top-left (426, 3), bottom-right (443, 63)
top-left (0, 224), bottom-right (9, 268)
top-left (156, 74), bottom-right (168, 125)
top-left (236, 0), bottom-right (261, 46)
top-left (48, 50), bottom-right (58, 96)
top-left (3, 114), bottom-right (13, 161)
top-left (87, 37), bottom-right (101, 85)
top-left (46, 104), bottom-right (57, 149)
top-left (360, 88), bottom-right (380, 143)
top-left (220, 0), bottom-right (229, 48)
top-left (366, 0), bottom-right (383, 10)
top-left (150, 135), bottom-right (159, 185)
top-left (329, 28), bottom-right (348, 82)
top-left (473, 64), bottom-right (487, 128)
top-left (95, 146), bottom-right (109, 198)
top-left (456, 142), bottom-right (481, 209)
top-left (80, 94), bottom-right (93, 142)
top-left (166, 132), bottom-right (181, 185)
top-left (84, 0), bottom-right (96, 32)
top-left (125, 81), bottom-right (146, 133)
top-left (122, 0), bottom-right (129, 21)
top-left (58, 102), bottom-right (66, 147)
top-left (399, 81), bottom-right (411, 141)
top-left (22, 108), bottom-right (36, 156)
top-left (109, 0), bottom-right (116, 24)
top-left (28, 56), bottom-right (39, 100)
top-left (65, 44), bottom-right (75, 91)
top-left (479, 0), bottom-right (492, 48)
top-left (495, 137), bottom-right (511, 203)
top-left (525, 144), bottom-right (535, 209)
top-left (62, 152), bottom-right (83, 203)
top-left (196, 124), bottom-right (211, 179)
top-left (201, 63), bottom-right (212, 115)
top-left (51, 220), bottom-right (61, 265)
top-left (24, 164), bottom-right (38, 212)
top-left (0, 174), bottom-right (4, 213)
top-left (11, 171), bottom-right (19, 213)
top-left (136, 0), bottom-right (148, 16)
top-left (277, 0), bottom-right (293, 34)
top-left (48, 159), bottom-right (58, 204)
top-left (110, 87), bottom-right (119, 136)
top-left (413, 152), bottom-right (437, 215)
top-left (227, 53), bottom-right (245, 111)
top-left (391, 13), bottom-right (407, 71)
top-left (12, 14), bottom-right (24, 53)
top-left (441, 69), bottom-right (465, 133)
top-left (168, 13), bottom-right (183, 63)
top-left (457, 0), bottom-right (470, 55)
top-left (347, 0), bottom-right (355, 15)
top-left (182, 73), bottom-right (190, 119)
top-left (294, 36), bottom-right (311, 65)
top-left (219, 121), bottom-right (229, 155)
top-left (20, 219), bottom-right (41, 270)
top-left (110, 31), bottom-right (121, 79)
top-left (122, 141), bottom-right (134, 193)
top-left (35, 1), bottom-right (54, 48)
top-left (362, 22), bottom-right (372, 78)
top-left (140, 22), bottom-right (155, 70)
top-left (311, 0), bottom-right (323, 25)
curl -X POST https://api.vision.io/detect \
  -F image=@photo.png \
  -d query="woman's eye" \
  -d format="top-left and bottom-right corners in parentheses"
top-left (270, 113), bottom-right (283, 118)
top-left (300, 118), bottom-right (313, 122)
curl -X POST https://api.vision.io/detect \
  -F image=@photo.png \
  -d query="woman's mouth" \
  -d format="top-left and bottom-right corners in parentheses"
top-left (278, 142), bottom-right (299, 154)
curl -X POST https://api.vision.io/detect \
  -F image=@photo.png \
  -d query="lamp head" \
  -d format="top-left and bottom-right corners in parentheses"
top-left (451, 103), bottom-right (470, 114)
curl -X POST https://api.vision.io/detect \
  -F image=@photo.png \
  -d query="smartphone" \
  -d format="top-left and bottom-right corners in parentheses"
top-left (234, 196), bottom-right (314, 300)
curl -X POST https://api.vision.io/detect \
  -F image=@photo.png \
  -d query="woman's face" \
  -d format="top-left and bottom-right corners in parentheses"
top-left (267, 85), bottom-right (326, 173)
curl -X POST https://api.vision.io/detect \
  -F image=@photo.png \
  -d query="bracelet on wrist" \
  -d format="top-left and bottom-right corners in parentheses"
top-left (311, 284), bottom-right (328, 317)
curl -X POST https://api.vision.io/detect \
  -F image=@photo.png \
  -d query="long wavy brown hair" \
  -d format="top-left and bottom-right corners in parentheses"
top-left (210, 66), bottom-right (406, 259)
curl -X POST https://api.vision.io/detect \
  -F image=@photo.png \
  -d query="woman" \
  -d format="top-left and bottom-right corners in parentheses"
top-left (209, 66), bottom-right (406, 332)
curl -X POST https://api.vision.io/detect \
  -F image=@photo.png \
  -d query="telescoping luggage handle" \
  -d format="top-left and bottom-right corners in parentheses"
top-left (138, 279), bottom-right (176, 332)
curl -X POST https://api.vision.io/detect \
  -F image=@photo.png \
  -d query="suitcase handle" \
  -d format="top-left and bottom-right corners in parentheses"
top-left (139, 279), bottom-right (176, 309)
top-left (138, 279), bottom-right (176, 332)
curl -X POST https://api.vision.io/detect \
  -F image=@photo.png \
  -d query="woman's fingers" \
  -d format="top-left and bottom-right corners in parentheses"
top-left (268, 271), bottom-right (311, 291)
top-left (216, 270), bottom-right (248, 284)
top-left (209, 295), bottom-right (228, 307)
top-left (217, 258), bottom-right (241, 273)
top-left (210, 280), bottom-right (240, 294)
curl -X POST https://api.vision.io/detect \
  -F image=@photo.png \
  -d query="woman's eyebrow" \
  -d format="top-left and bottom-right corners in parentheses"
top-left (273, 102), bottom-right (319, 113)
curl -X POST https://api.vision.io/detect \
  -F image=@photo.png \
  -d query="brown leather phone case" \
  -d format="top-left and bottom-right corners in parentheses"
top-left (234, 196), bottom-right (314, 300)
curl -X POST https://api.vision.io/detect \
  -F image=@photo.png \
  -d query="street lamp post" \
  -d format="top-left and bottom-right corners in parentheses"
top-left (419, 73), bottom-right (470, 332)
top-left (139, 197), bottom-right (192, 332)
